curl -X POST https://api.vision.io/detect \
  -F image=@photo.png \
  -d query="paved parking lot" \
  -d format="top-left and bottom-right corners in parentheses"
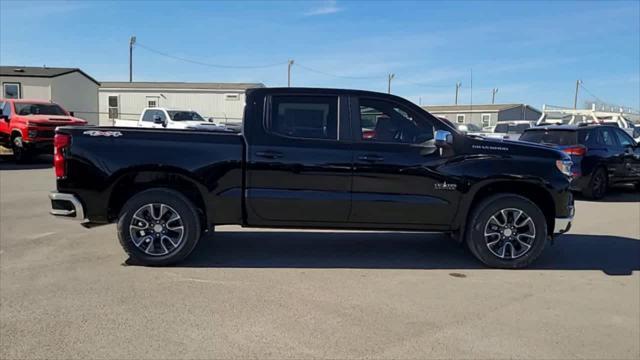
top-left (1, 155), bottom-right (639, 360)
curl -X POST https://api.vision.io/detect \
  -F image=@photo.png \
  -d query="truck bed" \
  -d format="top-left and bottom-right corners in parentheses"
top-left (56, 126), bottom-right (245, 224)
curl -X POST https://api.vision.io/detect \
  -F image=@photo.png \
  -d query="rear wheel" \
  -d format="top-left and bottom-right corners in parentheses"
top-left (117, 188), bottom-right (202, 266)
top-left (466, 194), bottom-right (548, 269)
top-left (583, 167), bottom-right (607, 200)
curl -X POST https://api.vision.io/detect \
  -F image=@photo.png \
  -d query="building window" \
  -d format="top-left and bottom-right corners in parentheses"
top-left (456, 114), bottom-right (465, 124)
top-left (3, 82), bottom-right (21, 99)
top-left (481, 113), bottom-right (491, 129)
top-left (146, 96), bottom-right (159, 108)
top-left (108, 95), bottom-right (119, 119)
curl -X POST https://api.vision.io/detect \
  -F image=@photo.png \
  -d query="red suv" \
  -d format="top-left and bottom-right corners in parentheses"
top-left (0, 99), bottom-right (87, 162)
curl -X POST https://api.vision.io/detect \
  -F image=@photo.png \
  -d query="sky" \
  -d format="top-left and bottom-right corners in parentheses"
top-left (1, 0), bottom-right (639, 110)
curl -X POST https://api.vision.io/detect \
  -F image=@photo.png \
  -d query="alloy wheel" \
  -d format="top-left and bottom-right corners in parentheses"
top-left (129, 203), bottom-right (184, 256)
top-left (484, 208), bottom-right (536, 259)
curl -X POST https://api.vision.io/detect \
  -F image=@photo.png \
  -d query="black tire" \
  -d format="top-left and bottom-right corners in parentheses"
top-left (12, 136), bottom-right (30, 163)
top-left (466, 194), bottom-right (548, 269)
top-left (582, 167), bottom-right (608, 200)
top-left (117, 188), bottom-right (202, 266)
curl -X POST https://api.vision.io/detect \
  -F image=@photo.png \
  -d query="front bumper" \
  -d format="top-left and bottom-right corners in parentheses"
top-left (553, 205), bottom-right (574, 235)
top-left (49, 192), bottom-right (85, 220)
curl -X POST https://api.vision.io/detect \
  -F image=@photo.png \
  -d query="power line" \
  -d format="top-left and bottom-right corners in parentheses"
top-left (294, 63), bottom-right (384, 80)
top-left (136, 42), bottom-right (289, 69)
top-left (393, 76), bottom-right (452, 89)
top-left (579, 82), bottom-right (606, 104)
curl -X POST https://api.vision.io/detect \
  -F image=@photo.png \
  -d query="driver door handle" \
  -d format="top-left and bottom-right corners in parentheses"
top-left (357, 154), bottom-right (385, 162)
top-left (255, 150), bottom-right (284, 159)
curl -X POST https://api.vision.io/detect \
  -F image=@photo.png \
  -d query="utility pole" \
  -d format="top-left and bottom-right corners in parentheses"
top-left (455, 82), bottom-right (462, 105)
top-left (129, 36), bottom-right (136, 82)
top-left (387, 73), bottom-right (395, 94)
top-left (573, 80), bottom-right (581, 109)
top-left (491, 88), bottom-right (498, 104)
top-left (287, 60), bottom-right (294, 87)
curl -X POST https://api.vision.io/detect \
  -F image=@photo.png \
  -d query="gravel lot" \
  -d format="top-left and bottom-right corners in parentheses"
top-left (1, 155), bottom-right (639, 360)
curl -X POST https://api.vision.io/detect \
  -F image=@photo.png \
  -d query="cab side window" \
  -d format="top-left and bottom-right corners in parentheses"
top-left (269, 96), bottom-right (338, 140)
top-left (359, 98), bottom-right (433, 144)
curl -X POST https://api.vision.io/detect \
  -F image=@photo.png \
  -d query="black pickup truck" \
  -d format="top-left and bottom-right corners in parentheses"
top-left (49, 87), bottom-right (574, 268)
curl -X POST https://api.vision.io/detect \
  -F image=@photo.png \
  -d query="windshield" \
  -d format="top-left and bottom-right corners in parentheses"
top-left (15, 103), bottom-right (67, 116)
top-left (520, 130), bottom-right (578, 145)
top-left (167, 111), bottom-right (205, 121)
top-left (494, 123), bottom-right (532, 134)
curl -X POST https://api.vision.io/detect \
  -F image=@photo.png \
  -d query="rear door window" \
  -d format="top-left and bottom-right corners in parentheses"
top-left (519, 130), bottom-right (578, 145)
top-left (269, 96), bottom-right (338, 140)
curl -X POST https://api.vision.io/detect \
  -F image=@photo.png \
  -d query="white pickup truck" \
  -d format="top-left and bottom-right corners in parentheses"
top-left (114, 108), bottom-right (213, 129)
top-left (484, 120), bottom-right (536, 140)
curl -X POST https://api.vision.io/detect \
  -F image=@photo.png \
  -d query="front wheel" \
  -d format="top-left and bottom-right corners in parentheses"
top-left (12, 136), bottom-right (30, 163)
top-left (466, 194), bottom-right (548, 269)
top-left (117, 188), bottom-right (202, 266)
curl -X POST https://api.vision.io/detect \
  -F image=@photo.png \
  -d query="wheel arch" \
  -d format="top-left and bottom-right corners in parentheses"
top-left (10, 128), bottom-right (23, 139)
top-left (455, 180), bottom-right (556, 242)
top-left (106, 168), bottom-right (212, 230)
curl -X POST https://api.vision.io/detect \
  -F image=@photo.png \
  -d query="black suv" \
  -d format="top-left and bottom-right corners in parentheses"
top-left (520, 124), bottom-right (640, 199)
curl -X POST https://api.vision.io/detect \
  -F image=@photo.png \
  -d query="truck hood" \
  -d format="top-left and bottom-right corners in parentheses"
top-left (463, 135), bottom-right (566, 160)
top-left (24, 114), bottom-right (87, 125)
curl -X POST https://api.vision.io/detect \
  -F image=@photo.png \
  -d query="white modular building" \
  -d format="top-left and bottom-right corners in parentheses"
top-left (98, 82), bottom-right (265, 126)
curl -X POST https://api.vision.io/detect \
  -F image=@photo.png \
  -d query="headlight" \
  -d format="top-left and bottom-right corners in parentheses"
top-left (28, 130), bottom-right (38, 138)
top-left (556, 159), bottom-right (573, 177)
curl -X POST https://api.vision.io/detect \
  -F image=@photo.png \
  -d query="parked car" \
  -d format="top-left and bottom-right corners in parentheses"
top-left (49, 87), bottom-right (574, 269)
top-left (485, 120), bottom-right (536, 140)
top-left (114, 108), bottom-right (211, 129)
top-left (0, 98), bottom-right (87, 162)
top-left (520, 124), bottom-right (640, 199)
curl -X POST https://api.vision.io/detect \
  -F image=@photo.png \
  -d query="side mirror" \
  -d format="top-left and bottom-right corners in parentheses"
top-left (208, 117), bottom-right (215, 123)
top-left (153, 115), bottom-right (164, 124)
top-left (69, 111), bottom-right (75, 117)
top-left (434, 130), bottom-right (453, 147)
top-left (0, 114), bottom-right (9, 122)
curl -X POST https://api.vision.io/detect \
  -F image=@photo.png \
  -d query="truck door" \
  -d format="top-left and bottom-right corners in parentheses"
top-left (245, 94), bottom-right (353, 224)
top-left (349, 96), bottom-right (459, 227)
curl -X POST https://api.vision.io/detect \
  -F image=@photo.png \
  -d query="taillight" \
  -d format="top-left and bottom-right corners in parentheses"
top-left (562, 145), bottom-right (586, 156)
top-left (53, 133), bottom-right (70, 178)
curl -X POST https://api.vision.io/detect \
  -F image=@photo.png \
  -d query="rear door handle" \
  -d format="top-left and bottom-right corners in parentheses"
top-left (357, 154), bottom-right (385, 162)
top-left (255, 150), bottom-right (283, 159)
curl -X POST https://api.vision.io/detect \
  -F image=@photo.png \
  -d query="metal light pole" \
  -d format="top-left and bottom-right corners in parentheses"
top-left (455, 82), bottom-right (462, 105)
top-left (287, 60), bottom-right (294, 87)
top-left (573, 80), bottom-right (582, 109)
top-left (387, 73), bottom-right (395, 94)
top-left (491, 88), bottom-right (498, 104)
top-left (129, 36), bottom-right (136, 82)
